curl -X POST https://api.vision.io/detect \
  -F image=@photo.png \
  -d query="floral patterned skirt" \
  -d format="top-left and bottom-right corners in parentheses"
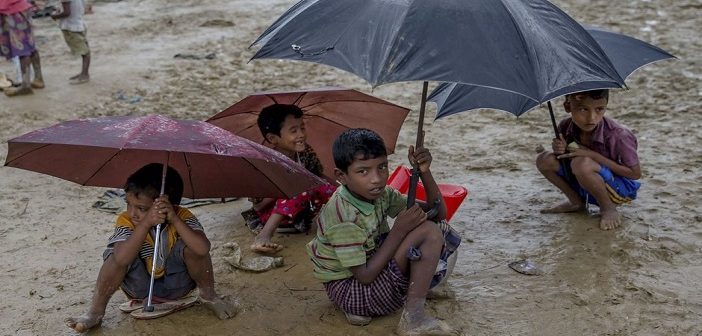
top-left (0, 11), bottom-right (36, 60)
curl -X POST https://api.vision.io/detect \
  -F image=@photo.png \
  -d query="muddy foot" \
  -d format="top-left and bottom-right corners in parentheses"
top-left (65, 313), bottom-right (103, 332)
top-left (599, 209), bottom-right (621, 230)
top-left (397, 314), bottom-right (457, 336)
top-left (250, 236), bottom-right (283, 254)
top-left (198, 295), bottom-right (240, 320)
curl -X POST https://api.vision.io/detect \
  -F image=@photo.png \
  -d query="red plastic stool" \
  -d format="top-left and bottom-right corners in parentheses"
top-left (387, 165), bottom-right (468, 221)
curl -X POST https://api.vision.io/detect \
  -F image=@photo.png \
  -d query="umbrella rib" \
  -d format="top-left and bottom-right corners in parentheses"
top-left (4, 143), bottom-right (53, 166)
top-left (84, 149), bottom-right (122, 186)
top-left (183, 152), bottom-right (195, 197)
top-left (292, 92), bottom-right (308, 106)
top-left (298, 98), bottom-right (403, 111)
top-left (245, 158), bottom-right (289, 198)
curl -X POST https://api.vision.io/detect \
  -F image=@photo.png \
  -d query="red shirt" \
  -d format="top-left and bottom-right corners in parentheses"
top-left (0, 0), bottom-right (32, 15)
top-left (558, 116), bottom-right (639, 168)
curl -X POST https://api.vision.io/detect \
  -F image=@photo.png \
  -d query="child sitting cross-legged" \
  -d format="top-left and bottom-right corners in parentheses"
top-left (307, 128), bottom-right (460, 335)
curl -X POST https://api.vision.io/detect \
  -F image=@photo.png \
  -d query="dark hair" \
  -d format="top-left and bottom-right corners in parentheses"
top-left (124, 163), bottom-right (184, 205)
top-left (333, 128), bottom-right (387, 172)
top-left (566, 89), bottom-right (609, 101)
top-left (257, 104), bottom-right (303, 138)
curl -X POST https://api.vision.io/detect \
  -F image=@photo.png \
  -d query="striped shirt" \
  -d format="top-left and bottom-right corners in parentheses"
top-left (107, 206), bottom-right (203, 278)
top-left (306, 185), bottom-right (406, 282)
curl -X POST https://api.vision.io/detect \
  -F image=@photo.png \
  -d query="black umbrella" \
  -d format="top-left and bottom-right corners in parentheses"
top-left (250, 0), bottom-right (627, 204)
top-left (428, 26), bottom-right (676, 121)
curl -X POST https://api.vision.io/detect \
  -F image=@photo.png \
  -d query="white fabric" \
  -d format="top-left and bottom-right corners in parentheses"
top-left (58, 0), bottom-right (86, 32)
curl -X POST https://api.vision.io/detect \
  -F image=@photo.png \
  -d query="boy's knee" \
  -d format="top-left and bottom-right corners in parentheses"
top-left (570, 156), bottom-right (599, 176)
top-left (421, 221), bottom-right (444, 242)
top-left (536, 152), bottom-right (558, 172)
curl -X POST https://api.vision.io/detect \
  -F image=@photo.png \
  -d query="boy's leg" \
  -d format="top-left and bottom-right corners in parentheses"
top-left (81, 52), bottom-right (90, 78)
top-left (536, 152), bottom-right (584, 213)
top-left (65, 255), bottom-right (129, 332)
top-left (570, 157), bottom-right (620, 230)
top-left (251, 213), bottom-right (285, 253)
top-left (393, 222), bottom-right (456, 336)
top-left (183, 246), bottom-right (239, 319)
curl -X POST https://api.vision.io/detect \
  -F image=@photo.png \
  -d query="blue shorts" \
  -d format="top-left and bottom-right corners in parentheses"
top-left (558, 165), bottom-right (641, 206)
top-left (103, 240), bottom-right (196, 300)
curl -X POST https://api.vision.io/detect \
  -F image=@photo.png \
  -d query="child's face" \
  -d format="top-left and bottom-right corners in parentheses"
top-left (268, 115), bottom-right (307, 154)
top-left (335, 154), bottom-right (389, 202)
top-left (564, 94), bottom-right (608, 133)
top-left (126, 192), bottom-right (155, 225)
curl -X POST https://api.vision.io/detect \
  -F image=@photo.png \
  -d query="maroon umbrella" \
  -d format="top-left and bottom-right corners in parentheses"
top-left (4, 114), bottom-right (326, 199)
top-left (206, 87), bottom-right (410, 179)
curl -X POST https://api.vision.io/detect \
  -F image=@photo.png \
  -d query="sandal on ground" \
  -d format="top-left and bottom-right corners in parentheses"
top-left (344, 311), bottom-right (372, 326)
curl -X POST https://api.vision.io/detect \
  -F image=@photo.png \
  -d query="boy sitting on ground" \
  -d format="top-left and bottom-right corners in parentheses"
top-left (307, 129), bottom-right (459, 335)
top-left (66, 163), bottom-right (238, 332)
top-left (536, 89), bottom-right (642, 230)
top-left (248, 104), bottom-right (336, 253)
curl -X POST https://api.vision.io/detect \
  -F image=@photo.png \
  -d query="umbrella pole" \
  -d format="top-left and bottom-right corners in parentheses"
top-left (144, 161), bottom-right (169, 312)
top-left (407, 81), bottom-right (429, 207)
top-left (547, 102), bottom-right (572, 182)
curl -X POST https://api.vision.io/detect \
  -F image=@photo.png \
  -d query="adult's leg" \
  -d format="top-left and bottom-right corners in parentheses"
top-left (570, 157), bottom-right (620, 230)
top-left (183, 247), bottom-right (239, 319)
top-left (536, 152), bottom-right (584, 213)
top-left (65, 255), bottom-right (129, 332)
top-left (393, 222), bottom-right (455, 336)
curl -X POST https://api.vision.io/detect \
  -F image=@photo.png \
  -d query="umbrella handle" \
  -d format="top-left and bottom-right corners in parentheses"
top-left (407, 82), bottom-right (429, 208)
top-left (547, 102), bottom-right (572, 182)
top-left (144, 223), bottom-right (162, 312)
top-left (144, 160), bottom-right (169, 312)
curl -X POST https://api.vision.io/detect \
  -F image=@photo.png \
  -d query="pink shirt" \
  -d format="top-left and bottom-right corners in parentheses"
top-left (0, 0), bottom-right (32, 15)
top-left (559, 116), bottom-right (640, 168)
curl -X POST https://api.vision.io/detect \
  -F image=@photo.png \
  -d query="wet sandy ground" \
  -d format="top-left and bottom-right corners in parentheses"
top-left (0, 0), bottom-right (700, 335)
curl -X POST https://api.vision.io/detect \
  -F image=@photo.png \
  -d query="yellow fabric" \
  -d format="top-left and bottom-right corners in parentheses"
top-left (114, 207), bottom-right (194, 278)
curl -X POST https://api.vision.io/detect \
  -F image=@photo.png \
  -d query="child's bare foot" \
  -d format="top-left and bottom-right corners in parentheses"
top-left (599, 209), bottom-right (621, 230)
top-left (250, 236), bottom-right (283, 254)
top-left (397, 312), bottom-right (457, 336)
top-left (198, 295), bottom-right (240, 320)
top-left (540, 201), bottom-right (584, 214)
top-left (65, 313), bottom-right (103, 332)
top-left (69, 75), bottom-right (90, 85)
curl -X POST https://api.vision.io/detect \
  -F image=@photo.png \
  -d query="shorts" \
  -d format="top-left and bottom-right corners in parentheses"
top-left (558, 165), bottom-right (641, 205)
top-left (324, 259), bottom-right (409, 317)
top-left (103, 240), bottom-right (196, 300)
top-left (61, 30), bottom-right (90, 56)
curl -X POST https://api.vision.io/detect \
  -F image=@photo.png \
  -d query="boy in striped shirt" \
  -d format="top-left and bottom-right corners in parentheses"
top-left (307, 129), bottom-right (459, 336)
top-left (66, 164), bottom-right (238, 332)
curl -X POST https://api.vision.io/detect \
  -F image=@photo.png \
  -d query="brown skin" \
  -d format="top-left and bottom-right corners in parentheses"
top-left (251, 114), bottom-right (307, 253)
top-left (335, 147), bottom-right (454, 335)
top-left (66, 193), bottom-right (235, 332)
top-left (51, 2), bottom-right (91, 83)
top-left (537, 94), bottom-right (642, 230)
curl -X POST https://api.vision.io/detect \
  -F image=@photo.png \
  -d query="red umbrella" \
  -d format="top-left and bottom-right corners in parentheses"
top-left (4, 114), bottom-right (325, 199)
top-left (5, 114), bottom-right (327, 312)
top-left (206, 87), bottom-right (410, 179)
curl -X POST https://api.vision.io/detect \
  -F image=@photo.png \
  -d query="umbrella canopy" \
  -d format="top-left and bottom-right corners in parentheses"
top-left (206, 87), bottom-right (410, 179)
top-left (428, 26), bottom-right (676, 118)
top-left (251, 0), bottom-right (625, 100)
top-left (4, 115), bottom-right (326, 199)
